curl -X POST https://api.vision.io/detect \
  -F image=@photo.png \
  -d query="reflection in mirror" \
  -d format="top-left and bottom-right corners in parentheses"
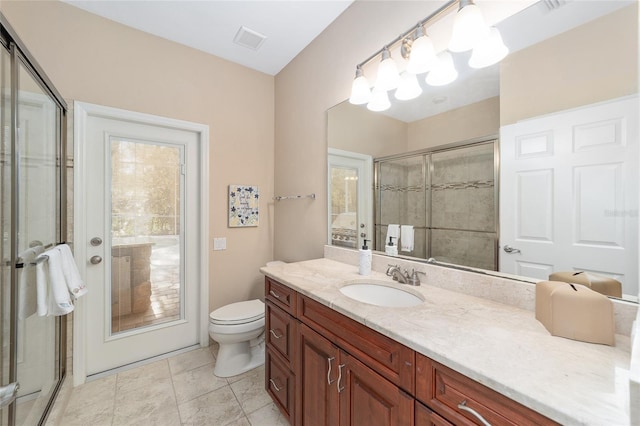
top-left (327, 1), bottom-right (638, 301)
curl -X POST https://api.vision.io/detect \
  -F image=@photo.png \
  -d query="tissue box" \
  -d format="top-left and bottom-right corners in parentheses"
top-left (549, 271), bottom-right (622, 298)
top-left (535, 281), bottom-right (614, 345)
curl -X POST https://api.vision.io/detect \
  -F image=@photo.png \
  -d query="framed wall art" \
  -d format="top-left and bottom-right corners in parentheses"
top-left (228, 185), bottom-right (259, 227)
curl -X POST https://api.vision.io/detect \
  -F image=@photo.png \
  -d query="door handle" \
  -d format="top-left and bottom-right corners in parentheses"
top-left (90, 237), bottom-right (103, 247)
top-left (503, 245), bottom-right (521, 254)
top-left (90, 255), bottom-right (103, 264)
top-left (0, 382), bottom-right (19, 408)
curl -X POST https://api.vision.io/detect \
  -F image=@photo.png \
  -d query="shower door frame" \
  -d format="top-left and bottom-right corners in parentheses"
top-left (374, 136), bottom-right (499, 269)
top-left (1, 13), bottom-right (68, 426)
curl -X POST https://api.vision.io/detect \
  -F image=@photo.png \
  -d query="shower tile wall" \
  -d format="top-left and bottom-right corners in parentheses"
top-left (431, 143), bottom-right (496, 270)
top-left (376, 142), bottom-right (496, 270)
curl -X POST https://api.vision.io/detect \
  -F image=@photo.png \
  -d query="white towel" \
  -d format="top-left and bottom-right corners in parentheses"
top-left (17, 246), bottom-right (43, 320)
top-left (400, 225), bottom-right (414, 252)
top-left (57, 244), bottom-right (87, 298)
top-left (386, 224), bottom-right (400, 246)
top-left (37, 249), bottom-right (74, 317)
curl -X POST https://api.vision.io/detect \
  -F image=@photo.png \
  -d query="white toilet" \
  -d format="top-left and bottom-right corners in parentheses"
top-left (209, 299), bottom-right (265, 378)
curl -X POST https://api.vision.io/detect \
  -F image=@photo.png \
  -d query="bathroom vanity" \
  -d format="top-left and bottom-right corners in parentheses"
top-left (261, 255), bottom-right (632, 425)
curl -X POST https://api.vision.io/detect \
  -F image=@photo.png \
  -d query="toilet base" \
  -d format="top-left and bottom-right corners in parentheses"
top-left (213, 335), bottom-right (265, 378)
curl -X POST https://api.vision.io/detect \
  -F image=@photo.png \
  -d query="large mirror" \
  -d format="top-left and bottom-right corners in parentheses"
top-left (328, 0), bottom-right (639, 301)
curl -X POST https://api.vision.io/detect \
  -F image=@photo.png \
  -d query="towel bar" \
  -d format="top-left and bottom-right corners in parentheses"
top-left (273, 193), bottom-right (316, 201)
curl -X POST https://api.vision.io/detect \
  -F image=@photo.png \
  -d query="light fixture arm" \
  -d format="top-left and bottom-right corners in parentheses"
top-left (355, 0), bottom-right (458, 69)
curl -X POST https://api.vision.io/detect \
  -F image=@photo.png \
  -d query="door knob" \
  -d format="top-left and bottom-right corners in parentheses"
top-left (503, 245), bottom-right (521, 254)
top-left (90, 237), bottom-right (103, 246)
top-left (90, 255), bottom-right (103, 264)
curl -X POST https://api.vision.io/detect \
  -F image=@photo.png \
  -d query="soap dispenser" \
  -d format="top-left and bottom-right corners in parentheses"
top-left (359, 239), bottom-right (372, 276)
top-left (385, 236), bottom-right (398, 257)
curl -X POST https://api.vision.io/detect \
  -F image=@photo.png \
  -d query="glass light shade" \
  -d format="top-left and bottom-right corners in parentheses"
top-left (425, 52), bottom-right (458, 86)
top-left (395, 72), bottom-right (422, 101)
top-left (374, 48), bottom-right (400, 91)
top-left (349, 68), bottom-right (371, 105)
top-left (448, 2), bottom-right (490, 52)
top-left (367, 87), bottom-right (391, 112)
top-left (407, 28), bottom-right (437, 75)
top-left (469, 27), bottom-right (509, 69)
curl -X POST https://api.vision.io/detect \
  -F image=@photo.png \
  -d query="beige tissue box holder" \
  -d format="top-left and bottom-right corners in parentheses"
top-left (548, 271), bottom-right (622, 298)
top-left (535, 281), bottom-right (614, 346)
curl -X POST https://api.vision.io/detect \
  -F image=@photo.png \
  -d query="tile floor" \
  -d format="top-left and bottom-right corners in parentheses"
top-left (48, 345), bottom-right (289, 426)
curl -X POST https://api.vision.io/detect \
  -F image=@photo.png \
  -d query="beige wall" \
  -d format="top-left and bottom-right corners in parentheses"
top-left (328, 101), bottom-right (407, 158)
top-left (1, 0), bottom-right (275, 311)
top-left (274, 1), bottom-right (445, 262)
top-left (500, 5), bottom-right (638, 125)
top-left (407, 96), bottom-right (499, 151)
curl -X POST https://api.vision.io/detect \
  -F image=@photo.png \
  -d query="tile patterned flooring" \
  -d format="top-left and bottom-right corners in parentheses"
top-left (48, 345), bottom-right (289, 426)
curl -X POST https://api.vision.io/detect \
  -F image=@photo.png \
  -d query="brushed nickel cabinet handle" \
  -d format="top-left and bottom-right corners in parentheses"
top-left (269, 378), bottom-right (282, 392)
top-left (337, 364), bottom-right (345, 393)
top-left (269, 290), bottom-right (281, 299)
top-left (269, 329), bottom-right (283, 339)
top-left (458, 400), bottom-right (491, 426)
top-left (327, 357), bottom-right (336, 385)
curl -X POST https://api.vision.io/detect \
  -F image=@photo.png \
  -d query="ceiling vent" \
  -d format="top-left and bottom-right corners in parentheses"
top-left (233, 26), bottom-right (267, 51)
top-left (539, 0), bottom-right (568, 13)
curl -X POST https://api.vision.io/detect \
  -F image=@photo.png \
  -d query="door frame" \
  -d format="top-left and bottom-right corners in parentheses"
top-left (327, 148), bottom-right (373, 249)
top-left (72, 102), bottom-right (209, 385)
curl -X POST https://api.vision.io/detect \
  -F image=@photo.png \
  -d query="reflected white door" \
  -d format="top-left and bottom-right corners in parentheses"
top-left (75, 102), bottom-right (208, 377)
top-left (328, 149), bottom-right (372, 250)
top-left (500, 96), bottom-right (638, 297)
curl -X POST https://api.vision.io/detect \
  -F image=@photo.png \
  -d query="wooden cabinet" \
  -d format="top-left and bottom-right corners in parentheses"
top-left (415, 354), bottom-right (557, 426)
top-left (265, 277), bottom-right (557, 426)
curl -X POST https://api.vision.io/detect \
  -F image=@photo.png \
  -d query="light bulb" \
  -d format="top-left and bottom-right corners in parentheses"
top-left (395, 72), bottom-right (422, 101)
top-left (448, 0), bottom-right (489, 53)
top-left (426, 52), bottom-right (458, 86)
top-left (349, 67), bottom-right (371, 105)
top-left (407, 26), bottom-right (437, 75)
top-left (469, 27), bottom-right (509, 69)
top-left (367, 86), bottom-right (391, 112)
top-left (374, 47), bottom-right (400, 91)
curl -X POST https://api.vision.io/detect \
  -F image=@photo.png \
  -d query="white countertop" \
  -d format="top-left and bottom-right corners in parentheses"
top-left (261, 258), bottom-right (631, 426)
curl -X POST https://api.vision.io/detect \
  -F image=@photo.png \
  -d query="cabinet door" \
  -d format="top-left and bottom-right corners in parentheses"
top-left (339, 352), bottom-right (414, 426)
top-left (416, 401), bottom-right (453, 426)
top-left (296, 323), bottom-right (340, 426)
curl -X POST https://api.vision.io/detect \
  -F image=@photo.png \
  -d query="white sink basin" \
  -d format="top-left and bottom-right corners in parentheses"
top-left (339, 282), bottom-right (424, 308)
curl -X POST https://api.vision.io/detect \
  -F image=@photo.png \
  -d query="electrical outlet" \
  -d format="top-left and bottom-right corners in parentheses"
top-left (213, 237), bottom-right (227, 251)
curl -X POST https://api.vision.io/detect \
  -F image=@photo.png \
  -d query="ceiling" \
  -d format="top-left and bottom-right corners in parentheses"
top-left (62, 0), bottom-right (354, 76)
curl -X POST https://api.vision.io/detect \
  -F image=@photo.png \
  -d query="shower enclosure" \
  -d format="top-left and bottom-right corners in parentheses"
top-left (375, 140), bottom-right (498, 271)
top-left (0, 16), bottom-right (67, 425)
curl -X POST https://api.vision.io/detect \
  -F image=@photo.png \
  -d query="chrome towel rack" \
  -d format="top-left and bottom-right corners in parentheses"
top-left (273, 193), bottom-right (316, 201)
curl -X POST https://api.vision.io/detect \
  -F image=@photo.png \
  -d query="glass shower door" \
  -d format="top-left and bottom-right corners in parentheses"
top-left (13, 56), bottom-right (61, 425)
top-left (0, 41), bottom-right (12, 426)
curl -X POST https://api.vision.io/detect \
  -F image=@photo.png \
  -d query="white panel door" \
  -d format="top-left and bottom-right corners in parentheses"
top-left (500, 96), bottom-right (638, 297)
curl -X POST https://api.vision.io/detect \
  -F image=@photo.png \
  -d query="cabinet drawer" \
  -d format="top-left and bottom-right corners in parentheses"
top-left (415, 401), bottom-right (453, 426)
top-left (266, 301), bottom-right (296, 367)
top-left (416, 355), bottom-right (557, 426)
top-left (266, 348), bottom-right (294, 422)
top-left (298, 294), bottom-right (415, 393)
top-left (265, 277), bottom-right (296, 314)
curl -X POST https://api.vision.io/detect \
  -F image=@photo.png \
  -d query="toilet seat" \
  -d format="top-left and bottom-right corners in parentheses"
top-left (209, 299), bottom-right (265, 325)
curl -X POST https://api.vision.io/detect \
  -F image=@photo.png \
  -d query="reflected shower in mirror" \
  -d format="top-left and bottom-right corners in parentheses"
top-left (327, 1), bottom-right (639, 301)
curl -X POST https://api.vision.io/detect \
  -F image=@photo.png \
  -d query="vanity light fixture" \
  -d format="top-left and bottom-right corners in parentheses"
top-left (406, 25), bottom-right (437, 75)
top-left (426, 51), bottom-right (458, 86)
top-left (374, 47), bottom-right (400, 91)
top-left (348, 0), bottom-right (508, 113)
top-left (348, 66), bottom-right (371, 105)
top-left (469, 26), bottom-right (509, 69)
top-left (395, 71), bottom-right (423, 101)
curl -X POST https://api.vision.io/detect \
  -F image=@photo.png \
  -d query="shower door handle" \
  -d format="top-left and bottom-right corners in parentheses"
top-left (0, 382), bottom-right (19, 408)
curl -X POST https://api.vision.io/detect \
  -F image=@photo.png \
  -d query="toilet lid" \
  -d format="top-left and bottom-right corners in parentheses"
top-left (209, 299), bottom-right (265, 325)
